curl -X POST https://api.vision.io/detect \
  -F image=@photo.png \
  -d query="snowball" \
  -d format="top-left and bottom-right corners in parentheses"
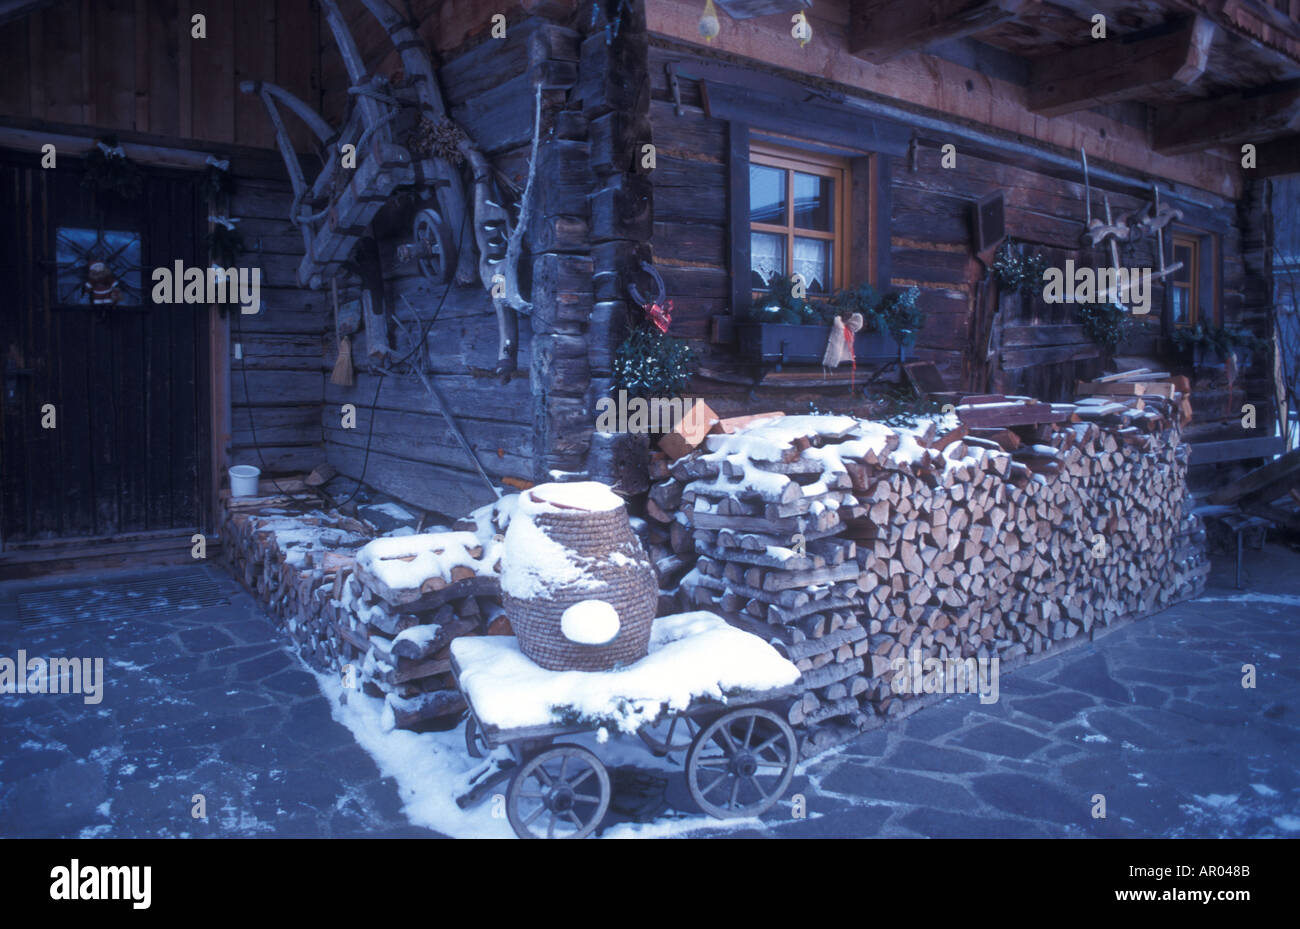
top-left (560, 600), bottom-right (621, 645)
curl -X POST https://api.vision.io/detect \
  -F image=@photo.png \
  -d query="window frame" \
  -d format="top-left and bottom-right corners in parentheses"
top-left (1170, 233), bottom-right (1200, 327)
top-left (748, 142), bottom-right (852, 302)
top-left (1163, 227), bottom-right (1219, 333)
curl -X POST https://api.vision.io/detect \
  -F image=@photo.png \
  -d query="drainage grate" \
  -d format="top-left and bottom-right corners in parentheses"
top-left (16, 569), bottom-right (232, 627)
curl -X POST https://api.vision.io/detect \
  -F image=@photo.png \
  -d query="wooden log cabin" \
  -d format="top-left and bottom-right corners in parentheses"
top-left (0, 0), bottom-right (1297, 569)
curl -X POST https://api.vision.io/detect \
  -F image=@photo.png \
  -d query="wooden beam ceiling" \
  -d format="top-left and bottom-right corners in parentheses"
top-left (1028, 16), bottom-right (1217, 117)
top-left (1254, 134), bottom-right (1300, 176)
top-left (848, 0), bottom-right (1039, 63)
top-left (1153, 80), bottom-right (1300, 154)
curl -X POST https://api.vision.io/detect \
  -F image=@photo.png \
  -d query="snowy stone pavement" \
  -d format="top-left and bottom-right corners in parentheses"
top-left (1, 545), bottom-right (1297, 839)
top-left (0, 565), bottom-right (437, 838)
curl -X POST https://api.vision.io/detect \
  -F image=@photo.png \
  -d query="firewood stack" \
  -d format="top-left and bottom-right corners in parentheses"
top-left (652, 399), bottom-right (1206, 755)
top-left (220, 491), bottom-right (507, 731)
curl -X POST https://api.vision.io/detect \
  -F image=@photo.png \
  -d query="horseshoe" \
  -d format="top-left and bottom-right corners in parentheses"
top-left (627, 260), bottom-right (666, 308)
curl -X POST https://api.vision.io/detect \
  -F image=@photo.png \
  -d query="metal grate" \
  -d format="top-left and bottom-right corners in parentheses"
top-left (16, 569), bottom-right (232, 627)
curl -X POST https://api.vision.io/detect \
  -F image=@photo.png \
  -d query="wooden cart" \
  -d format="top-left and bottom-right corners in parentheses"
top-left (450, 623), bottom-right (801, 839)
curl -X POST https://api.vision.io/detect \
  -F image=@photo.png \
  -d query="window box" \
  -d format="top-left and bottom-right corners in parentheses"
top-left (738, 322), bottom-right (911, 366)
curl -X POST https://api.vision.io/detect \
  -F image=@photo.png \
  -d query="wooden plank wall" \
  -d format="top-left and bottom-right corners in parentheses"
top-left (646, 43), bottom-right (1275, 443)
top-left (0, 0), bottom-right (321, 152)
top-left (227, 178), bottom-right (328, 475)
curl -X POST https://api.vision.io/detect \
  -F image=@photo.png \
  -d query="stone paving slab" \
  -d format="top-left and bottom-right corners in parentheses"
top-left (0, 565), bottom-right (439, 838)
top-left (1, 543), bottom-right (1298, 839)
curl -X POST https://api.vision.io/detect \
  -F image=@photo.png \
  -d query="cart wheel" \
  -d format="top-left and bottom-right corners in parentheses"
top-left (507, 744), bottom-right (611, 839)
top-left (638, 714), bottom-right (700, 758)
top-left (411, 207), bottom-right (455, 284)
top-left (686, 707), bottom-right (797, 820)
top-left (464, 713), bottom-right (488, 759)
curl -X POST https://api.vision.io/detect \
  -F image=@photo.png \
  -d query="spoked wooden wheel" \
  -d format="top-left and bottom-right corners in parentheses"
top-left (507, 745), bottom-right (611, 839)
top-left (638, 714), bottom-right (700, 758)
top-left (411, 207), bottom-right (455, 284)
top-left (686, 708), bottom-right (798, 819)
top-left (463, 713), bottom-right (488, 759)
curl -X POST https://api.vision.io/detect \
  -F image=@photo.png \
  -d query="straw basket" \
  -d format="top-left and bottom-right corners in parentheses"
top-left (503, 496), bottom-right (656, 672)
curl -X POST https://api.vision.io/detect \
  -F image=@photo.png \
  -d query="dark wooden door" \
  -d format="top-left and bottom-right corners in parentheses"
top-left (0, 150), bottom-right (209, 544)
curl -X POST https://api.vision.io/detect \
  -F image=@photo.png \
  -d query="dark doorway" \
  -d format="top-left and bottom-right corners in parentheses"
top-left (0, 150), bottom-right (210, 546)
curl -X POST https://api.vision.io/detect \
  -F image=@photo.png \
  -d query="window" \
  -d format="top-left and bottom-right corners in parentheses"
top-left (55, 226), bottom-right (144, 306)
top-left (748, 144), bottom-right (850, 300)
top-left (1170, 234), bottom-right (1199, 326)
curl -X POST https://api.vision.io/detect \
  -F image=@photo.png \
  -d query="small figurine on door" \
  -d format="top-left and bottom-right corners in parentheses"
top-left (83, 261), bottom-right (122, 306)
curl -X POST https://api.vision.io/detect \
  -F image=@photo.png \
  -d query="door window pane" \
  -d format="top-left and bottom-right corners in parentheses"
top-left (792, 172), bottom-right (832, 232)
top-left (749, 164), bottom-right (785, 225)
top-left (793, 237), bottom-right (830, 295)
top-left (55, 226), bottom-right (143, 305)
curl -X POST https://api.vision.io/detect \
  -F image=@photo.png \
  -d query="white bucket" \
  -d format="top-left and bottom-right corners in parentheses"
top-left (229, 464), bottom-right (261, 497)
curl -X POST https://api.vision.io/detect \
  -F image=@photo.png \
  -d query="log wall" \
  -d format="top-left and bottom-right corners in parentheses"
top-left (645, 40), bottom-right (1277, 448)
top-left (316, 5), bottom-right (625, 518)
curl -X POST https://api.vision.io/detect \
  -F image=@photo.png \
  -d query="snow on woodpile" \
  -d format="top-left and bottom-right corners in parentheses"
top-left (453, 612), bottom-right (799, 734)
top-left (222, 493), bottom-right (511, 735)
top-left (641, 397), bottom-right (1208, 757)
top-left (356, 531), bottom-right (502, 604)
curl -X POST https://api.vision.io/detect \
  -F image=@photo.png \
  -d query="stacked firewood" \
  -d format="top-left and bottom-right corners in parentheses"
top-left (649, 398), bottom-right (1206, 753)
top-left (661, 416), bottom-right (879, 753)
top-left (220, 492), bottom-right (507, 730)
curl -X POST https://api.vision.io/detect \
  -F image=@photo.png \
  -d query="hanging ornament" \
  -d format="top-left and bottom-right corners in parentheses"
top-left (645, 299), bottom-right (673, 334)
top-left (83, 261), bottom-right (122, 306)
top-left (699, 0), bottom-right (720, 42)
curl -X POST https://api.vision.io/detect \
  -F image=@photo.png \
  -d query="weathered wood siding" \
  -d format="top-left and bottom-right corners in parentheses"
top-left (0, 0), bottom-right (322, 151)
top-left (228, 177), bottom-right (328, 475)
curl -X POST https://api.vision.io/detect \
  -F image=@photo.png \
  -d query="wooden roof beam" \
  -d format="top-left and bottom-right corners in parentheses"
top-left (848, 0), bottom-right (1040, 64)
top-left (1153, 81), bottom-right (1300, 154)
top-left (1028, 16), bottom-right (1217, 118)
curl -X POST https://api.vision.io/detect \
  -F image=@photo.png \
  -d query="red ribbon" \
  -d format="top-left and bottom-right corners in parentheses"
top-left (647, 300), bottom-right (673, 333)
top-left (844, 324), bottom-right (856, 391)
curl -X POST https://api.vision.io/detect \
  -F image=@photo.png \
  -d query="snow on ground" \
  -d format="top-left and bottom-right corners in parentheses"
top-left (311, 669), bottom-right (764, 839)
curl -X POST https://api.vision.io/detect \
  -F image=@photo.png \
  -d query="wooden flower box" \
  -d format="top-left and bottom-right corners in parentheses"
top-left (739, 323), bottom-right (911, 366)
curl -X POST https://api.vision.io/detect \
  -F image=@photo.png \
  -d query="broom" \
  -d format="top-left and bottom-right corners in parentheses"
top-left (330, 276), bottom-right (354, 387)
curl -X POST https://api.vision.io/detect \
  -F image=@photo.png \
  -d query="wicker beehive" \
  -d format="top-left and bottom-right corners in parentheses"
top-left (501, 482), bottom-right (656, 671)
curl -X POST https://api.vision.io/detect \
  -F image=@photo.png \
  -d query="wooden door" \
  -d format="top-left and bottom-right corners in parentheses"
top-left (0, 150), bottom-right (210, 544)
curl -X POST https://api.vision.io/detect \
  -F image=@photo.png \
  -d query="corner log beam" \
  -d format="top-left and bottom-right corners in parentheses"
top-left (1028, 16), bottom-right (1216, 118)
top-left (1153, 81), bottom-right (1300, 154)
top-left (848, 0), bottom-right (1039, 63)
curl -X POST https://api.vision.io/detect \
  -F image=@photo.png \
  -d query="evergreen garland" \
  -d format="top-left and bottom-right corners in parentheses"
top-left (992, 240), bottom-right (1047, 296)
top-left (1170, 323), bottom-right (1265, 358)
top-left (207, 221), bottom-right (245, 269)
top-left (613, 325), bottom-right (696, 399)
top-left (200, 161), bottom-right (235, 204)
top-left (1075, 300), bottom-right (1131, 354)
top-left (81, 135), bottom-right (142, 200)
